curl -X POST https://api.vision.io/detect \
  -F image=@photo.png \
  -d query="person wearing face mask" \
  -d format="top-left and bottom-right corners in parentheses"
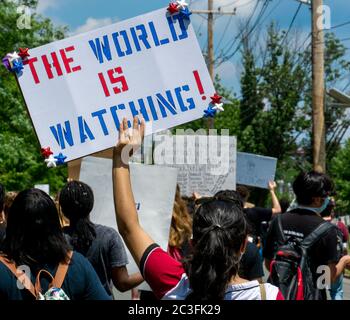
top-left (263, 171), bottom-right (350, 300)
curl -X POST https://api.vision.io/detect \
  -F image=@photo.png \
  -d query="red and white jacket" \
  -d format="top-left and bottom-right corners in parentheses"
top-left (140, 244), bottom-right (284, 300)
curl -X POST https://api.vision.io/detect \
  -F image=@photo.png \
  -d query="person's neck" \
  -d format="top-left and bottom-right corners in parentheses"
top-left (228, 275), bottom-right (249, 285)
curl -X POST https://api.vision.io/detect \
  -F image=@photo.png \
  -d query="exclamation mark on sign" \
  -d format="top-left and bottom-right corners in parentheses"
top-left (193, 70), bottom-right (207, 100)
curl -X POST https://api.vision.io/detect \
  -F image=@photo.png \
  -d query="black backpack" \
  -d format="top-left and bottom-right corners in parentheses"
top-left (268, 215), bottom-right (335, 300)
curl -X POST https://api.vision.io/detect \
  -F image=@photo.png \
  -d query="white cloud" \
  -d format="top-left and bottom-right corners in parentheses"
top-left (36, 0), bottom-right (59, 14)
top-left (215, 60), bottom-right (241, 90)
top-left (72, 17), bottom-right (119, 36)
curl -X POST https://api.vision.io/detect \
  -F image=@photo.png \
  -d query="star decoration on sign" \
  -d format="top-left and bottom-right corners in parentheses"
top-left (213, 103), bottom-right (224, 113)
top-left (179, 7), bottom-right (192, 19)
top-left (176, 0), bottom-right (189, 10)
top-left (203, 106), bottom-right (217, 118)
top-left (6, 52), bottom-right (20, 62)
top-left (11, 59), bottom-right (24, 74)
top-left (54, 153), bottom-right (67, 165)
top-left (210, 93), bottom-right (222, 105)
top-left (18, 48), bottom-right (30, 60)
top-left (2, 57), bottom-right (11, 71)
top-left (45, 155), bottom-right (57, 168)
top-left (41, 147), bottom-right (53, 158)
top-left (167, 3), bottom-right (179, 14)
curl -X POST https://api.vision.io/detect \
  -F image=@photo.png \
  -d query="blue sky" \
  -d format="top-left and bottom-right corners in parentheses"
top-left (35, 0), bottom-right (350, 93)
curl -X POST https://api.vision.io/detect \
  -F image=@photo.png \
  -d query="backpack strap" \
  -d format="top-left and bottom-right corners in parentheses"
top-left (275, 214), bottom-right (286, 243)
top-left (35, 269), bottom-right (55, 296)
top-left (0, 255), bottom-right (36, 298)
top-left (301, 221), bottom-right (335, 250)
top-left (52, 251), bottom-right (73, 288)
top-left (259, 283), bottom-right (266, 300)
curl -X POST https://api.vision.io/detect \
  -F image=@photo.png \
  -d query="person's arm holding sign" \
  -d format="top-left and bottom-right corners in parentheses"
top-left (112, 117), bottom-right (155, 266)
top-left (268, 181), bottom-right (281, 216)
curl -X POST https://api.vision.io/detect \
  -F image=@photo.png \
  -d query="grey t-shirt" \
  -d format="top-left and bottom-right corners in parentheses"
top-left (64, 224), bottom-right (128, 296)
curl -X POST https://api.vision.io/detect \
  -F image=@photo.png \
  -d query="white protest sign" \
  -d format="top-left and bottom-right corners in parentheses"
top-left (80, 157), bottom-right (177, 290)
top-left (17, 8), bottom-right (215, 162)
top-left (236, 152), bottom-right (277, 189)
top-left (34, 184), bottom-right (50, 195)
top-left (154, 133), bottom-right (237, 196)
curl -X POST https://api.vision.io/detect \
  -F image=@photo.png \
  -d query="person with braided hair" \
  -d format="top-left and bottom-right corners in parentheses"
top-left (112, 116), bottom-right (283, 300)
top-left (59, 181), bottom-right (143, 298)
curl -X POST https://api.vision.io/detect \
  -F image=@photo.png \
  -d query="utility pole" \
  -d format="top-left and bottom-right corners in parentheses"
top-left (207, 0), bottom-right (214, 129)
top-left (192, 2), bottom-right (236, 130)
top-left (311, 0), bottom-right (326, 172)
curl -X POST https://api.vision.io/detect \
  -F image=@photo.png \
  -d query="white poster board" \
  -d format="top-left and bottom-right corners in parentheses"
top-left (16, 8), bottom-right (214, 162)
top-left (154, 134), bottom-right (237, 196)
top-left (236, 152), bottom-right (277, 189)
top-left (80, 157), bottom-right (177, 290)
top-left (34, 184), bottom-right (50, 195)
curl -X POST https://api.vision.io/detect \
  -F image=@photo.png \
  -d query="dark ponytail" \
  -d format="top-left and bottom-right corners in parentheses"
top-left (59, 181), bottom-right (96, 255)
top-left (184, 197), bottom-right (247, 300)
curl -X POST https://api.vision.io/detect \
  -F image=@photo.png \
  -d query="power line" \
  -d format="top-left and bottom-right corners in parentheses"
top-left (215, 14), bottom-right (234, 55)
top-left (217, 0), bottom-right (272, 66)
top-left (281, 2), bottom-right (303, 45)
top-left (217, 0), bottom-right (284, 67)
top-left (219, 0), bottom-right (256, 10)
top-left (329, 20), bottom-right (350, 31)
top-left (217, 0), bottom-right (261, 58)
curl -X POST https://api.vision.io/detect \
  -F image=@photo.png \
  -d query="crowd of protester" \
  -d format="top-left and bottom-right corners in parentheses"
top-left (1, 116), bottom-right (350, 300)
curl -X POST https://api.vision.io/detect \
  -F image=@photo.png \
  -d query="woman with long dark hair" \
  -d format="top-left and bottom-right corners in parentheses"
top-left (0, 189), bottom-right (110, 300)
top-left (60, 181), bottom-right (143, 298)
top-left (112, 117), bottom-right (283, 300)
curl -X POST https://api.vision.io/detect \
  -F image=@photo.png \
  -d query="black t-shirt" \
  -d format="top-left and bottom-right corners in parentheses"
top-left (263, 208), bottom-right (341, 299)
top-left (240, 242), bottom-right (264, 281)
top-left (244, 207), bottom-right (273, 237)
top-left (0, 224), bottom-right (5, 245)
top-left (64, 224), bottom-right (128, 297)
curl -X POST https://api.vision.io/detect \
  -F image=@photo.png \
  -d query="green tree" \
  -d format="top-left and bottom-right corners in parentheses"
top-left (299, 32), bottom-right (350, 166)
top-left (0, 0), bottom-right (68, 193)
top-left (329, 139), bottom-right (350, 215)
top-left (239, 23), bottom-right (308, 159)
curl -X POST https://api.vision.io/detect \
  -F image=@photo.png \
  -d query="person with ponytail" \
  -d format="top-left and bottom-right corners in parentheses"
top-left (59, 181), bottom-right (143, 298)
top-left (112, 117), bottom-right (284, 300)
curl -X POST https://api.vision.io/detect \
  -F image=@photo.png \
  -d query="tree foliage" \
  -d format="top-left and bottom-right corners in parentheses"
top-left (0, 0), bottom-right (68, 193)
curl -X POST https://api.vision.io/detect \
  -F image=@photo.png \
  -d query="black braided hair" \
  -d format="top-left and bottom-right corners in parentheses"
top-left (59, 181), bottom-right (96, 255)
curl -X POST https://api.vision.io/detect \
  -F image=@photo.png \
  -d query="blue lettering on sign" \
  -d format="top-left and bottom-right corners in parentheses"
top-left (138, 98), bottom-right (150, 121)
top-left (87, 16), bottom-right (189, 64)
top-left (89, 35), bottom-right (112, 64)
top-left (50, 121), bottom-right (74, 149)
top-left (167, 16), bottom-right (178, 42)
top-left (156, 90), bottom-right (177, 117)
top-left (175, 85), bottom-right (195, 111)
top-left (112, 30), bottom-right (133, 57)
top-left (78, 116), bottom-right (95, 143)
top-left (173, 15), bottom-right (189, 40)
top-left (92, 109), bottom-right (109, 135)
top-left (48, 85), bottom-right (197, 152)
top-left (146, 96), bottom-right (159, 121)
top-left (135, 24), bottom-right (151, 50)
